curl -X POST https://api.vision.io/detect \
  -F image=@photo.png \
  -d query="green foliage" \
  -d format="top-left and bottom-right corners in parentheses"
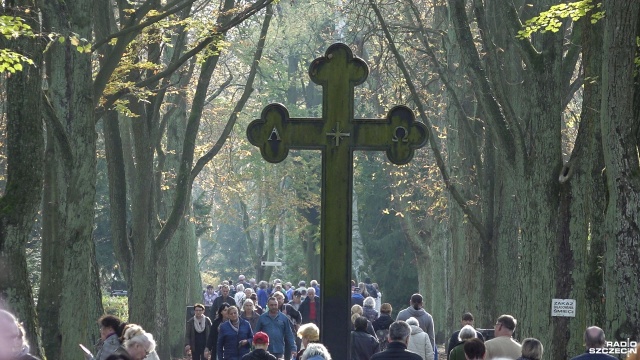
top-left (0, 48), bottom-right (33, 73)
top-left (102, 295), bottom-right (129, 321)
top-left (0, 16), bottom-right (36, 72)
top-left (517, 0), bottom-right (604, 39)
top-left (354, 154), bottom-right (420, 310)
top-left (0, 15), bottom-right (34, 39)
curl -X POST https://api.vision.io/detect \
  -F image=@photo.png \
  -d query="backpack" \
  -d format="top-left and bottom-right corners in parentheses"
top-left (365, 284), bottom-right (378, 298)
top-left (376, 329), bottom-right (389, 351)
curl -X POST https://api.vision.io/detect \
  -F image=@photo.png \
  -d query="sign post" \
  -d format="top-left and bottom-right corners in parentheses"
top-left (551, 298), bottom-right (576, 317)
top-left (260, 261), bottom-right (283, 267)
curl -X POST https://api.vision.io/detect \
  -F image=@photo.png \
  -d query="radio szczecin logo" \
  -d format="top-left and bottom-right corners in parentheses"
top-left (589, 340), bottom-right (638, 355)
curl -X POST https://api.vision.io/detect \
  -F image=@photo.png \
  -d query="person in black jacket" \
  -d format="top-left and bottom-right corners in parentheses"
top-left (185, 304), bottom-right (212, 360)
top-left (446, 313), bottom-right (485, 355)
top-left (206, 303), bottom-right (231, 360)
top-left (370, 321), bottom-right (422, 360)
top-left (298, 288), bottom-right (321, 325)
top-left (372, 303), bottom-right (393, 351)
top-left (373, 303), bottom-right (394, 332)
top-left (211, 285), bottom-right (236, 318)
top-left (351, 316), bottom-right (380, 360)
top-left (242, 332), bottom-right (277, 360)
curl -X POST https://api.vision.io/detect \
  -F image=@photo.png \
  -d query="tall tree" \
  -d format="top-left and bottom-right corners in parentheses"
top-left (40, 0), bottom-right (105, 358)
top-left (0, 1), bottom-right (45, 355)
top-left (600, 0), bottom-right (640, 342)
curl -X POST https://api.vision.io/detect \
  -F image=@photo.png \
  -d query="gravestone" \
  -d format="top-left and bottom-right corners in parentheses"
top-left (247, 43), bottom-right (428, 358)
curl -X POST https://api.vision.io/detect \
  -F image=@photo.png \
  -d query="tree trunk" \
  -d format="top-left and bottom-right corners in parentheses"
top-left (39, 124), bottom-right (69, 360)
top-left (41, 0), bottom-right (104, 357)
top-left (0, 3), bottom-right (44, 357)
top-left (558, 12), bottom-right (607, 356)
top-left (352, 189), bottom-right (367, 281)
top-left (155, 69), bottom-right (200, 358)
top-left (600, 0), bottom-right (640, 342)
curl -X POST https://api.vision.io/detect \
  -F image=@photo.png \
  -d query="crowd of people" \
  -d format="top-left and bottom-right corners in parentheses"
top-left (1, 274), bottom-right (638, 360)
top-left (0, 309), bottom-right (156, 360)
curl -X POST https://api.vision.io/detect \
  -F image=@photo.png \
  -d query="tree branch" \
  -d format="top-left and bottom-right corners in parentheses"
top-left (369, 0), bottom-right (488, 242)
top-left (503, 0), bottom-right (540, 69)
top-left (96, 0), bottom-right (274, 117)
top-left (153, 0), bottom-right (272, 257)
top-left (190, 4), bottom-right (272, 182)
top-left (42, 92), bottom-right (73, 171)
top-left (471, 0), bottom-right (526, 153)
top-left (92, 0), bottom-right (196, 51)
top-left (240, 200), bottom-right (258, 265)
top-left (405, 0), bottom-right (483, 174)
top-left (447, 0), bottom-right (521, 165)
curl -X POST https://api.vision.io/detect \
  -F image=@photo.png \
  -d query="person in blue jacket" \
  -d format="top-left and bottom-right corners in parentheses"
top-left (217, 306), bottom-right (253, 360)
top-left (255, 297), bottom-right (297, 360)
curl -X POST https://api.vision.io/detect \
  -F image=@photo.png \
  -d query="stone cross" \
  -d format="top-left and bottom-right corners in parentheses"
top-left (246, 43), bottom-right (427, 357)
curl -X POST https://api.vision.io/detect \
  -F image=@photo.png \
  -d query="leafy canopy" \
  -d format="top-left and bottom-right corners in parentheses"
top-left (517, 0), bottom-right (604, 39)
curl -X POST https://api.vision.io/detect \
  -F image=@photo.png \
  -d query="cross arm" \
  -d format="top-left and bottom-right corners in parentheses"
top-left (246, 103), bottom-right (327, 163)
top-left (352, 105), bottom-right (428, 165)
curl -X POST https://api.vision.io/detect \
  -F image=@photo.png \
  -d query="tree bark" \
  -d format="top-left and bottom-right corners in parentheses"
top-left (0, 4), bottom-right (45, 355)
top-left (40, 0), bottom-right (104, 357)
top-left (600, 0), bottom-right (640, 342)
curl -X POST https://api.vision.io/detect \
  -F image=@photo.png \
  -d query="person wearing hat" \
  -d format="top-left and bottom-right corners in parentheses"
top-left (241, 332), bottom-right (277, 360)
top-left (351, 288), bottom-right (364, 307)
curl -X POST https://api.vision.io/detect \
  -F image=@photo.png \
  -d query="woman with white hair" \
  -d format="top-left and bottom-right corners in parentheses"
top-left (234, 284), bottom-right (246, 305)
top-left (113, 324), bottom-right (156, 360)
top-left (406, 317), bottom-right (434, 360)
top-left (300, 342), bottom-right (332, 360)
top-left (363, 297), bottom-right (379, 322)
top-left (0, 309), bottom-right (39, 360)
top-left (240, 299), bottom-right (260, 332)
top-left (448, 325), bottom-right (477, 360)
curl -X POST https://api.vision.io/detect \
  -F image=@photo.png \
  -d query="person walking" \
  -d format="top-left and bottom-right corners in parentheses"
top-left (296, 323), bottom-right (320, 359)
top-left (406, 317), bottom-right (433, 360)
top-left (484, 315), bottom-right (521, 360)
top-left (351, 316), bottom-right (380, 360)
top-left (217, 306), bottom-right (253, 360)
top-left (112, 324), bottom-right (156, 360)
top-left (299, 288), bottom-right (321, 325)
top-left (254, 297), bottom-right (297, 360)
top-left (206, 303), bottom-right (231, 360)
top-left (185, 304), bottom-right (212, 360)
top-left (446, 313), bottom-right (484, 355)
top-left (396, 294), bottom-right (435, 360)
top-left (0, 310), bottom-right (40, 360)
top-left (240, 299), bottom-right (261, 332)
top-left (370, 321), bottom-right (422, 360)
top-left (241, 332), bottom-right (277, 360)
top-left (448, 325), bottom-right (476, 360)
top-left (93, 315), bottom-right (125, 360)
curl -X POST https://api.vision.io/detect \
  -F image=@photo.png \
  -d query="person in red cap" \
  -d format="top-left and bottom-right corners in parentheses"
top-left (241, 332), bottom-right (277, 360)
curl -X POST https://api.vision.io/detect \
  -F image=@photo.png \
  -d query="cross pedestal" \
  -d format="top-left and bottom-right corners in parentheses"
top-left (247, 43), bottom-right (427, 358)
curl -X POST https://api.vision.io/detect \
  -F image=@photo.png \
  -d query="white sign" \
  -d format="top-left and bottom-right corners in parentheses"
top-left (551, 298), bottom-right (576, 317)
top-left (260, 261), bottom-right (283, 267)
